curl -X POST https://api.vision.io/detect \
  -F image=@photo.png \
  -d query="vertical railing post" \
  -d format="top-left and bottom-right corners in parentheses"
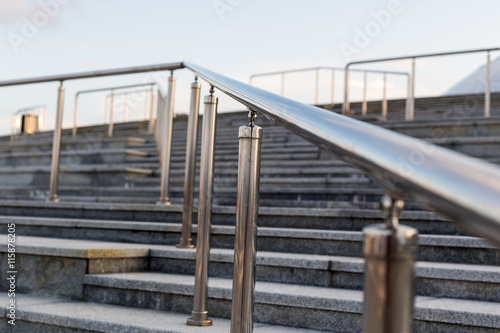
top-left (406, 58), bottom-right (416, 121)
top-left (158, 73), bottom-right (176, 205)
top-left (108, 89), bottom-right (115, 137)
top-left (178, 78), bottom-right (201, 248)
top-left (123, 94), bottom-right (128, 123)
top-left (485, 51), bottom-right (491, 118)
top-left (343, 68), bottom-right (350, 115)
top-left (315, 68), bottom-right (319, 105)
top-left (230, 110), bottom-right (262, 333)
top-left (363, 194), bottom-right (418, 333)
top-left (72, 94), bottom-right (79, 137)
top-left (362, 72), bottom-right (368, 116)
top-left (331, 70), bottom-right (335, 106)
top-left (281, 73), bottom-right (285, 96)
top-left (154, 90), bottom-right (164, 150)
top-left (381, 73), bottom-right (387, 120)
top-left (148, 86), bottom-right (156, 133)
top-left (187, 87), bottom-right (218, 327)
top-left (48, 82), bottom-right (66, 202)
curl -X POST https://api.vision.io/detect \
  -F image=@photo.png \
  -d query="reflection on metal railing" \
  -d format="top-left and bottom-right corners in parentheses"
top-left (344, 47), bottom-right (500, 120)
top-left (2, 59), bottom-right (500, 332)
top-left (10, 105), bottom-right (47, 141)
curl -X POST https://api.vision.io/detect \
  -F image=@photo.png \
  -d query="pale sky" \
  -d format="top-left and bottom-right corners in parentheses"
top-left (0, 0), bottom-right (499, 135)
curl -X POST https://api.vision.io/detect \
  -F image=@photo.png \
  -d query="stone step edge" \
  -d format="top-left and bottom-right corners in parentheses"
top-left (0, 234), bottom-right (150, 259)
top-left (0, 200), bottom-right (446, 220)
top-left (1, 232), bottom-right (496, 282)
top-left (0, 294), bottom-right (321, 333)
top-left (83, 273), bottom-right (500, 329)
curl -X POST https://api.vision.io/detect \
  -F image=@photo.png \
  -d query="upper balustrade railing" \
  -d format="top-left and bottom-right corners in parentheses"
top-left (1, 59), bottom-right (500, 332)
top-left (250, 66), bottom-right (408, 119)
top-left (73, 83), bottom-right (162, 137)
top-left (344, 47), bottom-right (500, 120)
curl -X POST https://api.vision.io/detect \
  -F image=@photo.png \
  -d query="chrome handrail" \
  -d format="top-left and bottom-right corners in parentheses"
top-left (343, 47), bottom-right (500, 119)
top-left (2, 60), bottom-right (500, 332)
top-left (73, 83), bottom-right (161, 137)
top-left (250, 66), bottom-right (408, 108)
top-left (185, 61), bottom-right (500, 246)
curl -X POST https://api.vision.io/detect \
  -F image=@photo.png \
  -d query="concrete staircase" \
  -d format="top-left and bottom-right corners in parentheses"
top-left (1, 93), bottom-right (500, 332)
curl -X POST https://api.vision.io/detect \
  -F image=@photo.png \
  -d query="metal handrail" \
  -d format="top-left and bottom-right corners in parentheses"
top-left (185, 61), bottom-right (500, 245)
top-left (250, 66), bottom-right (408, 108)
top-left (343, 47), bottom-right (500, 119)
top-left (2, 61), bottom-right (500, 332)
top-left (73, 83), bottom-right (160, 137)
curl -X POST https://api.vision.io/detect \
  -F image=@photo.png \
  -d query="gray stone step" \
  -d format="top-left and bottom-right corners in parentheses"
top-left (0, 165), bottom-right (152, 187)
top-left (0, 135), bottom-right (145, 154)
top-left (0, 200), bottom-right (460, 234)
top-left (0, 293), bottom-right (322, 333)
top-left (1, 217), bottom-right (493, 265)
top-left (0, 235), bottom-right (150, 299)
top-left (149, 246), bottom-right (500, 302)
top-left (0, 148), bottom-right (147, 167)
top-left (82, 272), bottom-right (500, 332)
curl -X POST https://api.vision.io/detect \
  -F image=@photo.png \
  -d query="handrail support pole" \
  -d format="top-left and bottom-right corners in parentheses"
top-left (72, 94), bottom-right (79, 137)
top-left (362, 72), bottom-right (367, 115)
top-left (148, 86), bottom-right (156, 133)
top-left (230, 109), bottom-right (262, 333)
top-left (157, 73), bottom-right (176, 205)
top-left (178, 78), bottom-right (201, 248)
top-left (48, 81), bottom-right (66, 202)
top-left (381, 73), bottom-right (387, 120)
top-left (108, 89), bottom-right (115, 137)
top-left (187, 87), bottom-right (218, 326)
top-left (343, 68), bottom-right (350, 115)
top-left (485, 51), bottom-right (491, 118)
top-left (363, 194), bottom-right (418, 333)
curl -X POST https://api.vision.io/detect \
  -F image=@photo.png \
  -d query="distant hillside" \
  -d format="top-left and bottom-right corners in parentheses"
top-left (444, 56), bottom-right (500, 95)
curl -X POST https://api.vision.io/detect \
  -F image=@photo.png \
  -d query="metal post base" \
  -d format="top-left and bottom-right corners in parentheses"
top-left (47, 194), bottom-right (59, 203)
top-left (156, 198), bottom-right (171, 206)
top-left (176, 238), bottom-right (195, 249)
top-left (187, 311), bottom-right (212, 326)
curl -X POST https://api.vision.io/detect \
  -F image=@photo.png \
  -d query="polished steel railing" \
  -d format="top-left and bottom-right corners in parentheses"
top-left (250, 66), bottom-right (408, 119)
top-left (73, 83), bottom-right (162, 137)
top-left (343, 47), bottom-right (500, 120)
top-left (2, 61), bottom-right (500, 332)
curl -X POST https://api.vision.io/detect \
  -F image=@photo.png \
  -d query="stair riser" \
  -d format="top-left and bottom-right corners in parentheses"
top-left (3, 225), bottom-right (494, 265)
top-left (82, 285), bottom-right (362, 332)
top-left (150, 258), bottom-right (500, 302)
top-left (0, 152), bottom-right (127, 167)
top-left (0, 170), bottom-right (141, 187)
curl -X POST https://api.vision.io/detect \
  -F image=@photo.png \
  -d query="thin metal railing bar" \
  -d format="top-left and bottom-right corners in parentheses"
top-left (14, 105), bottom-right (47, 114)
top-left (250, 66), bottom-right (409, 80)
top-left (103, 88), bottom-right (153, 99)
top-left (346, 47), bottom-right (500, 67)
top-left (183, 61), bottom-right (500, 247)
top-left (0, 63), bottom-right (184, 87)
top-left (75, 83), bottom-right (158, 97)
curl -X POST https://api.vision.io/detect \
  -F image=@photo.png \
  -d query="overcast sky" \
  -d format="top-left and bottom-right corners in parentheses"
top-left (0, 0), bottom-right (499, 135)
